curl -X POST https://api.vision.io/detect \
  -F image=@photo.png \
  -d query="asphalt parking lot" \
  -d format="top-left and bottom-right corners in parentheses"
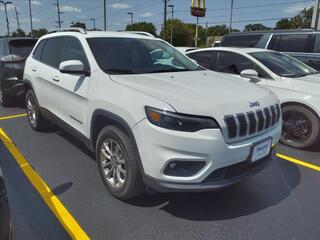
top-left (0, 105), bottom-right (320, 240)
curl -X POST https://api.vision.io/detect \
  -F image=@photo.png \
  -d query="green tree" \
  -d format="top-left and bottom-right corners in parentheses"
top-left (125, 22), bottom-right (157, 36)
top-left (28, 28), bottom-right (48, 38)
top-left (11, 28), bottom-right (26, 37)
top-left (160, 19), bottom-right (194, 46)
top-left (244, 23), bottom-right (271, 31)
top-left (275, 6), bottom-right (313, 29)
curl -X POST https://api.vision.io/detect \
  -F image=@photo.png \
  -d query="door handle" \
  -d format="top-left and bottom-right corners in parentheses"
top-left (32, 67), bottom-right (37, 72)
top-left (52, 76), bottom-right (60, 82)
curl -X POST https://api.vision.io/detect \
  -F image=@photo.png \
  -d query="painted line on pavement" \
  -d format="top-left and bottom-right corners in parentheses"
top-left (0, 128), bottom-right (90, 240)
top-left (0, 113), bottom-right (27, 121)
top-left (277, 153), bottom-right (320, 172)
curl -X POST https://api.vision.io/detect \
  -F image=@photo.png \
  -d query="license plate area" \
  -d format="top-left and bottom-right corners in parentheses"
top-left (250, 137), bottom-right (272, 162)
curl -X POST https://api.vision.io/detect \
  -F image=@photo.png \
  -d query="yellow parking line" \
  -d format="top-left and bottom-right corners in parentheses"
top-left (277, 153), bottom-right (320, 172)
top-left (0, 113), bottom-right (27, 121)
top-left (0, 128), bottom-right (90, 240)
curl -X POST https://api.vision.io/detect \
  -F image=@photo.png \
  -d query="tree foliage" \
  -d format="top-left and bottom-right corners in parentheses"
top-left (27, 28), bottom-right (48, 38)
top-left (11, 29), bottom-right (26, 37)
top-left (275, 7), bottom-right (313, 29)
top-left (125, 22), bottom-right (157, 36)
top-left (244, 23), bottom-right (271, 31)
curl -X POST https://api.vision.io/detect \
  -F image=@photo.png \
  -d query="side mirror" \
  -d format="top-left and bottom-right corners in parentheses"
top-left (59, 60), bottom-right (90, 76)
top-left (240, 69), bottom-right (260, 83)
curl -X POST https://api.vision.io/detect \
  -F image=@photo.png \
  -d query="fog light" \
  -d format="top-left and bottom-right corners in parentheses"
top-left (164, 161), bottom-right (206, 177)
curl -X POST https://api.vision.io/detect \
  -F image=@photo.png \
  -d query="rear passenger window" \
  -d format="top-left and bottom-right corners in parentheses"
top-left (221, 34), bottom-right (263, 47)
top-left (60, 37), bottom-right (89, 69)
top-left (187, 51), bottom-right (217, 70)
top-left (269, 34), bottom-right (309, 52)
top-left (314, 34), bottom-right (320, 53)
top-left (33, 40), bottom-right (46, 61)
top-left (41, 38), bottom-right (63, 68)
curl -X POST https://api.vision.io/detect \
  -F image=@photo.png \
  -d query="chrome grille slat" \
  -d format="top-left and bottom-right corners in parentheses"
top-left (224, 104), bottom-right (281, 140)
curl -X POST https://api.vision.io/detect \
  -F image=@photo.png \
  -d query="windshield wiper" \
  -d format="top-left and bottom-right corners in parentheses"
top-left (104, 69), bottom-right (137, 74)
top-left (146, 69), bottom-right (193, 73)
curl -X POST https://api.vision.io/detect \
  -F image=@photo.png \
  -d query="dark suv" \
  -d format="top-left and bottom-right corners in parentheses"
top-left (220, 29), bottom-right (320, 71)
top-left (0, 37), bottom-right (38, 106)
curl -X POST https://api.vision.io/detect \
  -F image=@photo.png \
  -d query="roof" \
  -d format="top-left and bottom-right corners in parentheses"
top-left (186, 47), bottom-right (272, 55)
top-left (227, 29), bottom-right (320, 36)
top-left (42, 29), bottom-right (157, 40)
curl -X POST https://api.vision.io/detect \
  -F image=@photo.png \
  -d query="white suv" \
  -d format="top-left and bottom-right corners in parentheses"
top-left (23, 28), bottom-right (281, 200)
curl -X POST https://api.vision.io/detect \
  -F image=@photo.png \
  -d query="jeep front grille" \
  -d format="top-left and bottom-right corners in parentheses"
top-left (224, 104), bottom-right (281, 139)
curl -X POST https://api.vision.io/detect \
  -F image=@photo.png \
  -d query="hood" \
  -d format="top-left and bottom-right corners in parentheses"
top-left (280, 74), bottom-right (320, 96)
top-left (110, 70), bottom-right (278, 120)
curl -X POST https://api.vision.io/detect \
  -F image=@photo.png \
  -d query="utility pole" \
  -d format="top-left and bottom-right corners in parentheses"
top-left (168, 4), bottom-right (174, 44)
top-left (312, 0), bottom-right (320, 30)
top-left (127, 12), bottom-right (133, 31)
top-left (54, 0), bottom-right (62, 28)
top-left (195, 16), bottom-right (199, 47)
top-left (205, 21), bottom-right (208, 47)
top-left (163, 0), bottom-right (168, 40)
top-left (104, 0), bottom-right (107, 31)
top-left (90, 18), bottom-right (96, 30)
top-left (14, 5), bottom-right (21, 30)
top-left (229, 0), bottom-right (234, 34)
top-left (0, 1), bottom-right (12, 36)
top-left (28, 0), bottom-right (34, 38)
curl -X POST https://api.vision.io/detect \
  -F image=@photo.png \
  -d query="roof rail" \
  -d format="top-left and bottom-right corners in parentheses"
top-left (48, 27), bottom-right (87, 34)
top-left (122, 31), bottom-right (155, 37)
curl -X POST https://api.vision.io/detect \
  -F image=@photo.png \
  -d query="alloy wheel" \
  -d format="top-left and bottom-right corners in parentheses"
top-left (100, 139), bottom-right (127, 189)
top-left (26, 95), bottom-right (37, 127)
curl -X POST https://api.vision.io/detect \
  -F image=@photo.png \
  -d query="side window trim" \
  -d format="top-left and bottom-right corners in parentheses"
top-left (32, 39), bottom-right (46, 61)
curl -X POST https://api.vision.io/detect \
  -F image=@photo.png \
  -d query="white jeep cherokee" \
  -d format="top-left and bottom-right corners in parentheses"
top-left (23, 29), bottom-right (281, 200)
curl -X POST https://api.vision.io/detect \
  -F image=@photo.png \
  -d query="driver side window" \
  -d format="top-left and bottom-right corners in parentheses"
top-left (59, 37), bottom-right (89, 70)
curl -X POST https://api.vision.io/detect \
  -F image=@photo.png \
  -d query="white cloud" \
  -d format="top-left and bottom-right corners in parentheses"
top-left (111, 3), bottom-right (131, 9)
top-left (282, 2), bottom-right (314, 13)
top-left (60, 5), bottom-right (82, 13)
top-left (0, 5), bottom-right (15, 11)
top-left (21, 18), bottom-right (41, 23)
top-left (30, 0), bottom-right (42, 6)
top-left (140, 12), bottom-right (155, 18)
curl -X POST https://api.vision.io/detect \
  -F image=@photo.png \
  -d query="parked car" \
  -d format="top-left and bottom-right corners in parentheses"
top-left (0, 37), bottom-right (38, 106)
top-left (0, 167), bottom-right (12, 240)
top-left (212, 40), bottom-right (221, 47)
top-left (24, 28), bottom-right (281, 200)
top-left (176, 47), bottom-right (198, 53)
top-left (186, 47), bottom-right (320, 149)
top-left (220, 29), bottom-right (320, 70)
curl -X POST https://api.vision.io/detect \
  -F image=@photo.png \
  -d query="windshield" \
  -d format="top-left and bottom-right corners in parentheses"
top-left (87, 37), bottom-right (202, 74)
top-left (249, 51), bottom-right (318, 78)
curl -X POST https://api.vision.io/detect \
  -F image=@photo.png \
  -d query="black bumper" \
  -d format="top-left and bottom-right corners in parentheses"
top-left (1, 79), bottom-right (24, 98)
top-left (144, 149), bottom-right (275, 193)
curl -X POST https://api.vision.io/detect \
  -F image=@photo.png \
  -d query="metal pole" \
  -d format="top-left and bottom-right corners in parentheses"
top-left (4, 3), bottom-right (9, 36)
top-left (195, 16), bottom-right (199, 47)
top-left (90, 18), bottom-right (96, 30)
top-left (28, 0), bottom-right (34, 38)
top-left (163, 0), bottom-right (168, 40)
top-left (104, 0), bottom-right (107, 31)
top-left (55, 0), bottom-right (61, 29)
top-left (229, 0), bottom-right (234, 34)
top-left (205, 21), bottom-right (208, 47)
top-left (127, 12), bottom-right (133, 31)
top-left (312, 0), bottom-right (320, 30)
top-left (168, 4), bottom-right (174, 44)
top-left (14, 5), bottom-right (21, 30)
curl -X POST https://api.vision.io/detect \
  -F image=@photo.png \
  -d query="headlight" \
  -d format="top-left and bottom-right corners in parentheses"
top-left (145, 106), bottom-right (220, 132)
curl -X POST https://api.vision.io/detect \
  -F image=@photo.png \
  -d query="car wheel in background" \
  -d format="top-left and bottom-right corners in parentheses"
top-left (96, 125), bottom-right (145, 200)
top-left (281, 105), bottom-right (320, 149)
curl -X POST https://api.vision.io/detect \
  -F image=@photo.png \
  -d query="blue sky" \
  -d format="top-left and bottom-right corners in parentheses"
top-left (0, 0), bottom-right (316, 36)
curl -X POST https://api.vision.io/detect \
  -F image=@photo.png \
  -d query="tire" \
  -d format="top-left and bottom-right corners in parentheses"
top-left (25, 89), bottom-right (50, 131)
top-left (96, 125), bottom-right (145, 200)
top-left (0, 89), bottom-right (14, 107)
top-left (281, 105), bottom-right (320, 149)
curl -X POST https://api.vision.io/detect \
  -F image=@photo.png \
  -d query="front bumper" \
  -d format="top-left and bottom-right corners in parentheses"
top-left (133, 119), bottom-right (281, 191)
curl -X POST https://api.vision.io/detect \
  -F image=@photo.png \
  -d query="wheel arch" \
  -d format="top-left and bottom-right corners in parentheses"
top-left (281, 101), bottom-right (320, 120)
top-left (90, 109), bottom-right (145, 174)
